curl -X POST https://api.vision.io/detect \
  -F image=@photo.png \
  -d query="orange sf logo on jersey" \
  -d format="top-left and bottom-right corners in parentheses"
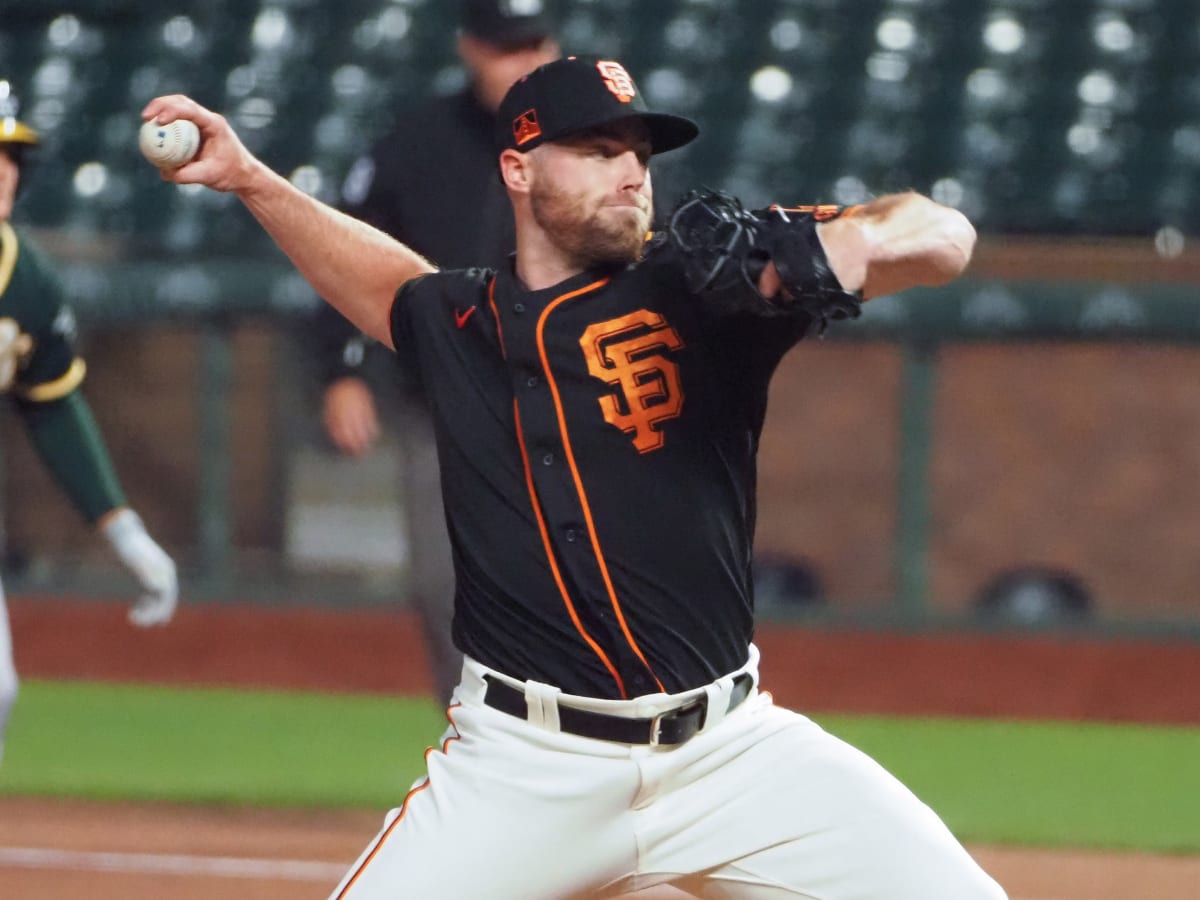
top-left (580, 311), bottom-right (684, 453)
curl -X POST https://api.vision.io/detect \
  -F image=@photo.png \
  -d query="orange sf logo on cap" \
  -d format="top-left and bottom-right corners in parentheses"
top-left (596, 61), bottom-right (636, 103)
top-left (513, 109), bottom-right (542, 146)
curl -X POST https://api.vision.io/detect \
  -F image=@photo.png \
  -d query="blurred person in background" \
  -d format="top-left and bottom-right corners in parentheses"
top-left (308, 0), bottom-right (560, 707)
top-left (0, 80), bottom-right (178, 763)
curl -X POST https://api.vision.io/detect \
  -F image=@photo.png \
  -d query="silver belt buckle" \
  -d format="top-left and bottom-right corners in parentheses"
top-left (648, 711), bottom-right (666, 747)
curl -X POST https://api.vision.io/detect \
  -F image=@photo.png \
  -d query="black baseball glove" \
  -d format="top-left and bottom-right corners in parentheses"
top-left (667, 189), bottom-right (863, 334)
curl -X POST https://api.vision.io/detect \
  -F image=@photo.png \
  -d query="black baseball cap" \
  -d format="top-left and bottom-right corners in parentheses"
top-left (460, 0), bottom-right (554, 49)
top-left (497, 56), bottom-right (699, 156)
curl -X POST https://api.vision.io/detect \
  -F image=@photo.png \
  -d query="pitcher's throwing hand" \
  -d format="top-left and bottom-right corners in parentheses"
top-left (141, 95), bottom-right (261, 193)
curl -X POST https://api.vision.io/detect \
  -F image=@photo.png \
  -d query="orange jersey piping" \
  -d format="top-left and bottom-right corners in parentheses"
top-left (489, 278), bottom-right (627, 697)
top-left (333, 704), bottom-right (463, 898)
top-left (486, 278), bottom-right (507, 357)
top-left (536, 280), bottom-right (666, 694)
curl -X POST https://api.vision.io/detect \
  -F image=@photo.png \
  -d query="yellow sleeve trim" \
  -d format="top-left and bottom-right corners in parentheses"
top-left (0, 221), bottom-right (18, 297)
top-left (18, 357), bottom-right (87, 402)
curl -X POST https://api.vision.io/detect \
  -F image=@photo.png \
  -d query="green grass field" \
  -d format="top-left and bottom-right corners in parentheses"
top-left (1, 679), bottom-right (1197, 853)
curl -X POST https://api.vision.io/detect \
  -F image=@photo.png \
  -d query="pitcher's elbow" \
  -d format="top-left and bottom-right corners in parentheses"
top-left (948, 209), bottom-right (977, 271)
top-left (930, 209), bottom-right (977, 284)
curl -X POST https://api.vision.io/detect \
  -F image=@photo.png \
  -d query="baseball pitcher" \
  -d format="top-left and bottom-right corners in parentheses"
top-left (144, 56), bottom-right (1005, 899)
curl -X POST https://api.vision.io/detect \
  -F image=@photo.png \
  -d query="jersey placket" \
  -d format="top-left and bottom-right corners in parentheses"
top-left (495, 274), bottom-right (662, 699)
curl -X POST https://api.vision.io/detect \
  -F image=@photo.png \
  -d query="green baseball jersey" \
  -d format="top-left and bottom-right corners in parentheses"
top-left (0, 220), bottom-right (125, 522)
top-left (0, 220), bottom-right (85, 400)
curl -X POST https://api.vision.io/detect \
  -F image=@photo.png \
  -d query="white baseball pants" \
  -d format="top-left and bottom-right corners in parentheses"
top-left (331, 647), bottom-right (1006, 899)
top-left (0, 579), bottom-right (17, 763)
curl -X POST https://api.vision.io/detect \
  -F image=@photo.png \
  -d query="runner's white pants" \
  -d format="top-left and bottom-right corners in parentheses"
top-left (332, 646), bottom-right (1006, 899)
top-left (0, 579), bottom-right (17, 762)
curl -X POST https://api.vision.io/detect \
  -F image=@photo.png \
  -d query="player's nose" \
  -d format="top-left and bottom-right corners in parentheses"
top-left (615, 148), bottom-right (647, 191)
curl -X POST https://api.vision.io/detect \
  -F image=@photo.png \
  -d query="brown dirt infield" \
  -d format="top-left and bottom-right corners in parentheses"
top-left (3, 795), bottom-right (1200, 900)
top-left (3, 595), bottom-right (1200, 898)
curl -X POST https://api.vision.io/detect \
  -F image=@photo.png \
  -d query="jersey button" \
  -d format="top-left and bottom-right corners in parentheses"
top-left (564, 528), bottom-right (578, 543)
top-left (541, 452), bottom-right (554, 466)
top-left (526, 375), bottom-right (539, 388)
top-left (513, 302), bottom-right (526, 314)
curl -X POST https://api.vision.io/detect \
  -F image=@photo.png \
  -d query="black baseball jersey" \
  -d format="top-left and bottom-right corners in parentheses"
top-left (390, 234), bottom-right (815, 699)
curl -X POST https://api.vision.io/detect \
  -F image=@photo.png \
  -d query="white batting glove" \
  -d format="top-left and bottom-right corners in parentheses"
top-left (101, 508), bottom-right (179, 627)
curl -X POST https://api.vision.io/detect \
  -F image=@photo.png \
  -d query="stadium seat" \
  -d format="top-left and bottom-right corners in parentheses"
top-left (7, 0), bottom-right (1199, 250)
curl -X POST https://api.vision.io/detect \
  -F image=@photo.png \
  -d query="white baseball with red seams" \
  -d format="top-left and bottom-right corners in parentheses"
top-left (138, 118), bottom-right (200, 168)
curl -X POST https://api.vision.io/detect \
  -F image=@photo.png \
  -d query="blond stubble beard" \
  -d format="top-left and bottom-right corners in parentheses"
top-left (529, 178), bottom-right (649, 269)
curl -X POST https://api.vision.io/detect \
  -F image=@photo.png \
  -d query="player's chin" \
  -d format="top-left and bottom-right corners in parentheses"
top-left (604, 203), bottom-right (650, 232)
top-left (589, 227), bottom-right (647, 266)
top-left (611, 207), bottom-right (653, 241)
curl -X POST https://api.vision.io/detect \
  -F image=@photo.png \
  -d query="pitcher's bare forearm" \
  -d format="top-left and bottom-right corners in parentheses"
top-left (141, 94), bottom-right (434, 348)
top-left (236, 163), bottom-right (433, 347)
top-left (818, 192), bottom-right (976, 299)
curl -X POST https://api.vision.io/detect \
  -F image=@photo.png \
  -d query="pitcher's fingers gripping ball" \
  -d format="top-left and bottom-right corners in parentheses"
top-left (138, 118), bottom-right (200, 169)
top-left (140, 95), bottom-right (261, 194)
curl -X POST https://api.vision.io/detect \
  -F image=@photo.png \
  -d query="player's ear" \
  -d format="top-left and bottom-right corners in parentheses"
top-left (499, 149), bottom-right (531, 194)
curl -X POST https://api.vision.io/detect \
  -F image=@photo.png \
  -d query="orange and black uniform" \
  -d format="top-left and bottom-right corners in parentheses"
top-left (390, 235), bottom-right (816, 699)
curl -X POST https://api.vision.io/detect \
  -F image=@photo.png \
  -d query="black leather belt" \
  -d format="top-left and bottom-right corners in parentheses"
top-left (482, 672), bottom-right (754, 747)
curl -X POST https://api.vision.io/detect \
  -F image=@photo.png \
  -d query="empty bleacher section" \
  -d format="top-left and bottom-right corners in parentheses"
top-left (5, 0), bottom-right (1199, 255)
